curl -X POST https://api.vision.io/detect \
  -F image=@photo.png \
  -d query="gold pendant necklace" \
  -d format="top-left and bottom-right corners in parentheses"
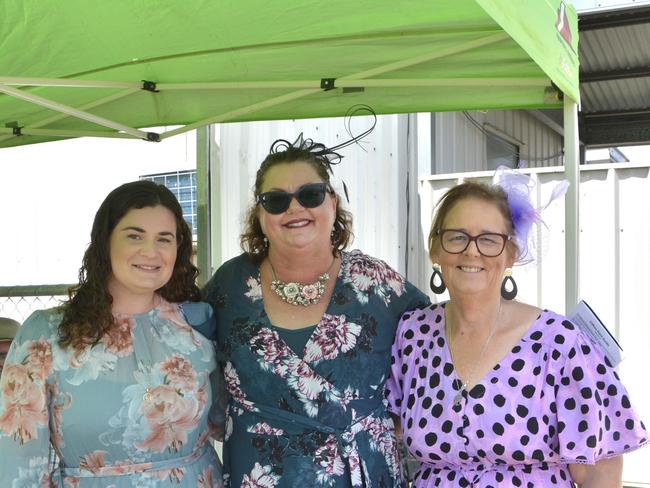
top-left (448, 302), bottom-right (502, 407)
top-left (269, 257), bottom-right (336, 306)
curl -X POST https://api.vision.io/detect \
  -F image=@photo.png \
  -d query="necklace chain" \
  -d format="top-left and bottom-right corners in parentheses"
top-left (448, 302), bottom-right (502, 407)
top-left (269, 257), bottom-right (336, 307)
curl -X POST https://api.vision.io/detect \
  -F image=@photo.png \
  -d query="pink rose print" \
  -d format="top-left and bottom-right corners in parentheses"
top-left (247, 422), bottom-right (284, 435)
top-left (244, 276), bottom-right (262, 301)
top-left (79, 450), bottom-right (108, 474)
top-left (241, 462), bottom-right (279, 488)
top-left (315, 435), bottom-right (345, 478)
top-left (0, 363), bottom-right (47, 443)
top-left (160, 355), bottom-right (198, 393)
top-left (48, 382), bottom-right (72, 449)
top-left (198, 464), bottom-right (222, 488)
top-left (303, 314), bottom-right (361, 364)
top-left (137, 384), bottom-right (200, 453)
top-left (151, 466), bottom-right (186, 482)
top-left (224, 362), bottom-right (256, 411)
top-left (25, 338), bottom-right (53, 379)
top-left (252, 329), bottom-right (291, 363)
top-left (102, 316), bottom-right (135, 357)
top-left (343, 251), bottom-right (406, 304)
top-left (62, 478), bottom-right (81, 488)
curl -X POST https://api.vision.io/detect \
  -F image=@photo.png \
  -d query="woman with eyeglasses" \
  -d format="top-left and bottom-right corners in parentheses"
top-left (201, 134), bottom-right (428, 487)
top-left (385, 179), bottom-right (647, 487)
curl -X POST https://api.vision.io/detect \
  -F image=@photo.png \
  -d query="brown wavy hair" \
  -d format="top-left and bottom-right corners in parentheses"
top-left (241, 141), bottom-right (354, 263)
top-left (428, 181), bottom-right (520, 261)
top-left (58, 180), bottom-right (200, 349)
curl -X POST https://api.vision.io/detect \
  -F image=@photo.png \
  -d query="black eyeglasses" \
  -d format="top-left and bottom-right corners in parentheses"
top-left (257, 182), bottom-right (332, 214)
top-left (437, 229), bottom-right (511, 257)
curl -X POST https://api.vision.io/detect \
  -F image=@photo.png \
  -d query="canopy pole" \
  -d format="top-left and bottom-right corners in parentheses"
top-left (0, 89), bottom-right (138, 144)
top-left (564, 97), bottom-right (580, 312)
top-left (0, 77), bottom-right (139, 89)
top-left (160, 88), bottom-right (321, 139)
top-left (158, 77), bottom-right (548, 90)
top-left (195, 125), bottom-right (212, 287)
top-left (162, 32), bottom-right (510, 140)
top-left (0, 84), bottom-right (150, 140)
top-left (0, 128), bottom-right (139, 139)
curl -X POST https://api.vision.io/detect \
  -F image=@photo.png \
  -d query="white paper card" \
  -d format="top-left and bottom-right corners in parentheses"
top-left (568, 300), bottom-right (623, 367)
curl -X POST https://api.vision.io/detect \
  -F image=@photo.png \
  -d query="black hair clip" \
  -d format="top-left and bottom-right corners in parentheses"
top-left (269, 104), bottom-right (377, 175)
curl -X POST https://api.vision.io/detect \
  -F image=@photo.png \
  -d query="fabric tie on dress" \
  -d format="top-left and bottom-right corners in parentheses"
top-left (58, 443), bottom-right (212, 478)
top-left (416, 460), bottom-right (569, 487)
top-left (231, 396), bottom-right (393, 487)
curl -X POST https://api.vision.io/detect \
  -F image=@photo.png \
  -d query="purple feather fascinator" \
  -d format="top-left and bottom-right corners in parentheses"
top-left (493, 166), bottom-right (569, 264)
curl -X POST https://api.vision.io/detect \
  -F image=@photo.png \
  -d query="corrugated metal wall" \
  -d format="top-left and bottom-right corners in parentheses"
top-left (432, 110), bottom-right (564, 173)
top-left (418, 164), bottom-right (650, 483)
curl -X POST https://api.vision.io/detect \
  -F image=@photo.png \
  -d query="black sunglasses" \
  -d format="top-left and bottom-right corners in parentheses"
top-left (257, 182), bottom-right (332, 214)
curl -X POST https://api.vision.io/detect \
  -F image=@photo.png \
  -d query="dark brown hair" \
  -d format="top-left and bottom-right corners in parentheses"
top-left (240, 141), bottom-right (353, 263)
top-left (428, 181), bottom-right (520, 261)
top-left (58, 180), bottom-right (200, 349)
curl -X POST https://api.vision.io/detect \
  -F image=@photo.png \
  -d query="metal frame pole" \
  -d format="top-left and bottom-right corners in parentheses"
top-left (564, 97), bottom-right (580, 311)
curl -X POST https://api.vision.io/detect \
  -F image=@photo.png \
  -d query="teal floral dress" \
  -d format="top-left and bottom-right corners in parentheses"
top-left (201, 250), bottom-right (429, 488)
top-left (0, 299), bottom-right (225, 487)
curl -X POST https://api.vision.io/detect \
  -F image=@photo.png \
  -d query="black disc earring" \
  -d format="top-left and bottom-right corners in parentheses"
top-left (430, 263), bottom-right (446, 294)
top-left (501, 268), bottom-right (517, 300)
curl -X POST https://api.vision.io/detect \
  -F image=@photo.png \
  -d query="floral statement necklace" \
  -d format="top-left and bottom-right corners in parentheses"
top-left (269, 257), bottom-right (335, 306)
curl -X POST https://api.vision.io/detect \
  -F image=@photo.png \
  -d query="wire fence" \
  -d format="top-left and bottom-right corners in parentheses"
top-left (0, 285), bottom-right (73, 323)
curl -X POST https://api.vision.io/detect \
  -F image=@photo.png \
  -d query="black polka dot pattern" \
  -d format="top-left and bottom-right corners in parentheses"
top-left (385, 304), bottom-right (648, 487)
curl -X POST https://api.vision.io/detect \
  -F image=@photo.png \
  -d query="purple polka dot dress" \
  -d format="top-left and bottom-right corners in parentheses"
top-left (386, 303), bottom-right (648, 487)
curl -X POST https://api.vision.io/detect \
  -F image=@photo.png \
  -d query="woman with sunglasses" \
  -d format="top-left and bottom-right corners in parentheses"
top-left (201, 134), bottom-right (428, 487)
top-left (385, 179), bottom-right (647, 487)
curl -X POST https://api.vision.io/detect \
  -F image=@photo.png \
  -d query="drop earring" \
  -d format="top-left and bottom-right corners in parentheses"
top-left (501, 268), bottom-right (517, 300)
top-left (430, 263), bottom-right (446, 294)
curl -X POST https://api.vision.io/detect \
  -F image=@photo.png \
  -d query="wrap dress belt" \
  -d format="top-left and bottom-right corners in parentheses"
top-left (57, 442), bottom-right (211, 479)
top-left (232, 396), bottom-right (395, 488)
top-left (419, 460), bottom-right (563, 487)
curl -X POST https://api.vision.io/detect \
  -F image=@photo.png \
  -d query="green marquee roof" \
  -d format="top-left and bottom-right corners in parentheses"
top-left (0, 0), bottom-right (579, 148)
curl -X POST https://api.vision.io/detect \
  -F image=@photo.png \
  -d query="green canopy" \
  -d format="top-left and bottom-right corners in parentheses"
top-left (0, 0), bottom-right (579, 148)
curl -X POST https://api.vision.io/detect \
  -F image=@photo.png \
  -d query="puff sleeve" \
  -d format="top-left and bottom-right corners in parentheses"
top-left (554, 326), bottom-right (648, 464)
top-left (180, 302), bottom-right (227, 440)
top-left (0, 310), bottom-right (57, 485)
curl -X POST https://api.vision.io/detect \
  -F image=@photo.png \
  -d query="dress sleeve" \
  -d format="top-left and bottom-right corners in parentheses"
top-left (555, 330), bottom-right (648, 464)
top-left (208, 359), bottom-right (228, 442)
top-left (0, 311), bottom-right (56, 485)
top-left (401, 281), bottom-right (431, 316)
top-left (181, 301), bottom-right (217, 340)
top-left (180, 302), bottom-right (227, 440)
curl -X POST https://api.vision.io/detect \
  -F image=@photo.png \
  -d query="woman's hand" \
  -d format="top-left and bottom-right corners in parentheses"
top-left (569, 456), bottom-right (623, 487)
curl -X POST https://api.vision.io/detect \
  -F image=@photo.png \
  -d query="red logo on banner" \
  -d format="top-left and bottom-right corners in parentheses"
top-left (556, 2), bottom-right (573, 46)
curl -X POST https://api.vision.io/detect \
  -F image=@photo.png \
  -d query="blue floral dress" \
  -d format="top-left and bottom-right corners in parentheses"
top-left (201, 250), bottom-right (429, 488)
top-left (0, 299), bottom-right (225, 487)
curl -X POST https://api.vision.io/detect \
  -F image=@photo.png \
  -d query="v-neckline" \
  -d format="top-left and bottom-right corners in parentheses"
top-left (441, 304), bottom-right (545, 399)
top-left (255, 252), bottom-right (348, 361)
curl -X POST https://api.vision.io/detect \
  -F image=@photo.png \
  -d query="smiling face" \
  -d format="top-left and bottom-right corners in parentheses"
top-left (430, 197), bottom-right (515, 299)
top-left (107, 205), bottom-right (178, 304)
top-left (258, 161), bottom-right (336, 255)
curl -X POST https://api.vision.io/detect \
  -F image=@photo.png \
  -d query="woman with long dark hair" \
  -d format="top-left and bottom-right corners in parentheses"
top-left (0, 181), bottom-right (224, 487)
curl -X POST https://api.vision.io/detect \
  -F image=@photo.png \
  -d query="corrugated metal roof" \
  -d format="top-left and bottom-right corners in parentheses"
top-left (578, 5), bottom-right (650, 145)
